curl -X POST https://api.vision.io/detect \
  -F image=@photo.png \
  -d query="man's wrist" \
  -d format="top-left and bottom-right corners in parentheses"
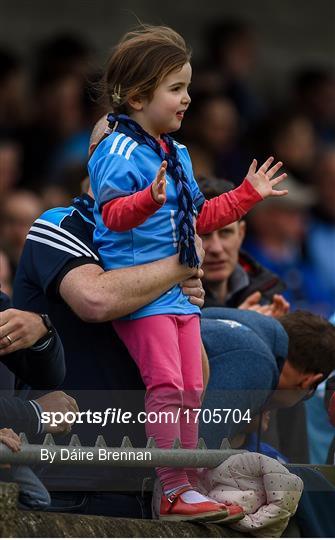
top-left (171, 254), bottom-right (195, 280)
top-left (31, 314), bottom-right (55, 350)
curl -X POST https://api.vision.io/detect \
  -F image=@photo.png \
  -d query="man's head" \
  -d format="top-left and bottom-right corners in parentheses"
top-left (278, 310), bottom-right (335, 393)
top-left (197, 177), bottom-right (246, 285)
top-left (88, 115), bottom-right (108, 157)
top-left (202, 222), bottom-right (246, 284)
top-left (82, 115), bottom-right (109, 196)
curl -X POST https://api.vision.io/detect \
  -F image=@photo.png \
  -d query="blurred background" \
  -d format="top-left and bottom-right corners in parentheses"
top-left (0, 0), bottom-right (335, 314)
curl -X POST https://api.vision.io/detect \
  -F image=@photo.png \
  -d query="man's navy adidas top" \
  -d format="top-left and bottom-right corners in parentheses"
top-left (13, 195), bottom-right (147, 489)
top-left (13, 194), bottom-right (144, 393)
top-left (89, 131), bottom-right (204, 319)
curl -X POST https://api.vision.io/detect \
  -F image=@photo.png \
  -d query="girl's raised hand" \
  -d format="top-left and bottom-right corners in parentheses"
top-left (246, 157), bottom-right (288, 199)
top-left (151, 161), bottom-right (167, 205)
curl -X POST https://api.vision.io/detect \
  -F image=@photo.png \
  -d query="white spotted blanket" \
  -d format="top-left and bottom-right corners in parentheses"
top-left (200, 452), bottom-right (303, 537)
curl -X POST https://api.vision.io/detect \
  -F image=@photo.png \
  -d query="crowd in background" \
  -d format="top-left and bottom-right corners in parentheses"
top-left (1, 21), bottom-right (335, 315)
top-left (0, 20), bottom-right (335, 467)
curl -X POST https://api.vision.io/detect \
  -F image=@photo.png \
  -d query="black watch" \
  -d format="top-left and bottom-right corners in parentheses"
top-left (39, 313), bottom-right (54, 336)
top-left (31, 314), bottom-right (55, 349)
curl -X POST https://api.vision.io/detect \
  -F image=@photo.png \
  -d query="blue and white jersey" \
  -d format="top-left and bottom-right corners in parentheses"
top-left (13, 195), bottom-right (100, 317)
top-left (88, 131), bottom-right (205, 319)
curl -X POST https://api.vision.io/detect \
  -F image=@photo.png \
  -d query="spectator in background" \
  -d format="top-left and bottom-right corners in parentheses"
top-left (292, 67), bottom-right (335, 145)
top-left (244, 176), bottom-right (333, 316)
top-left (304, 375), bottom-right (335, 464)
top-left (0, 131), bottom-right (22, 197)
top-left (39, 185), bottom-right (72, 211)
top-left (0, 250), bottom-right (12, 297)
top-left (204, 20), bottom-right (264, 127)
top-left (32, 33), bottom-right (93, 81)
top-left (198, 177), bottom-right (287, 313)
top-left (325, 373), bottom-right (335, 463)
top-left (181, 93), bottom-right (248, 182)
top-left (21, 71), bottom-right (90, 191)
top-left (20, 33), bottom-right (100, 192)
top-left (0, 48), bottom-right (26, 131)
top-left (1, 190), bottom-right (43, 274)
top-left (271, 113), bottom-right (317, 184)
top-left (229, 411), bottom-right (288, 464)
top-left (201, 308), bottom-right (335, 444)
top-left (306, 150), bottom-right (335, 305)
top-left (252, 112), bottom-right (317, 185)
top-left (197, 177), bottom-right (310, 463)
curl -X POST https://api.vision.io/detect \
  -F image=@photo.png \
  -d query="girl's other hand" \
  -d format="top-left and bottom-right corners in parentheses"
top-left (246, 157), bottom-right (288, 199)
top-left (151, 161), bottom-right (167, 205)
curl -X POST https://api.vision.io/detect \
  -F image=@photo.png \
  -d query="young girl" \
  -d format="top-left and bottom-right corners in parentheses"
top-left (89, 25), bottom-right (287, 522)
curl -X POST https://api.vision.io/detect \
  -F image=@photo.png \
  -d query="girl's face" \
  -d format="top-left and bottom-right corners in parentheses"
top-left (133, 62), bottom-right (192, 139)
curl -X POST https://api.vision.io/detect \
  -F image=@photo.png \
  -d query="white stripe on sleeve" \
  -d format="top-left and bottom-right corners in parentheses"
top-left (27, 234), bottom-right (89, 258)
top-left (109, 133), bottom-right (125, 154)
top-left (34, 219), bottom-right (99, 260)
top-left (125, 141), bottom-right (138, 160)
top-left (30, 225), bottom-right (96, 259)
top-left (117, 136), bottom-right (132, 156)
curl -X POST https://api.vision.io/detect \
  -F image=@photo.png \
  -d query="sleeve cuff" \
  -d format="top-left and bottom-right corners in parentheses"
top-left (141, 184), bottom-right (163, 212)
top-left (30, 336), bottom-right (53, 352)
top-left (29, 400), bottom-right (43, 434)
top-left (240, 178), bottom-right (264, 202)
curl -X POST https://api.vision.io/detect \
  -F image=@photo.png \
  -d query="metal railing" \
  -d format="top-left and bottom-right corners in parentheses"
top-left (0, 433), bottom-right (245, 468)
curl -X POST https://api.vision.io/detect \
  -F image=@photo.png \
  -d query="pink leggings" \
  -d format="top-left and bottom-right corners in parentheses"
top-left (113, 314), bottom-right (203, 492)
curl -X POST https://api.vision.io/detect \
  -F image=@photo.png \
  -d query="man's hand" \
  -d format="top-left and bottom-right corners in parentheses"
top-left (181, 269), bottom-right (205, 308)
top-left (246, 157), bottom-right (288, 199)
top-left (194, 233), bottom-right (205, 267)
top-left (238, 291), bottom-right (290, 318)
top-left (36, 391), bottom-right (79, 434)
top-left (180, 232), bottom-right (205, 305)
top-left (239, 291), bottom-right (265, 311)
top-left (0, 428), bottom-right (21, 452)
top-left (270, 294), bottom-right (290, 318)
top-left (151, 161), bottom-right (167, 205)
top-left (0, 309), bottom-right (48, 355)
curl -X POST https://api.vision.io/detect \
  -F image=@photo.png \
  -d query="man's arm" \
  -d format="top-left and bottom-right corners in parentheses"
top-left (59, 252), bottom-right (203, 323)
top-left (0, 301), bottom-right (65, 389)
top-left (1, 331), bottom-right (65, 389)
top-left (0, 396), bottom-right (40, 436)
top-left (0, 391), bottom-right (79, 436)
top-left (15, 204), bottom-right (204, 323)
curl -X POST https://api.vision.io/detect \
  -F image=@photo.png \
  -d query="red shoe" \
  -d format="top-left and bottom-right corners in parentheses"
top-left (213, 502), bottom-right (245, 524)
top-left (159, 487), bottom-right (230, 522)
